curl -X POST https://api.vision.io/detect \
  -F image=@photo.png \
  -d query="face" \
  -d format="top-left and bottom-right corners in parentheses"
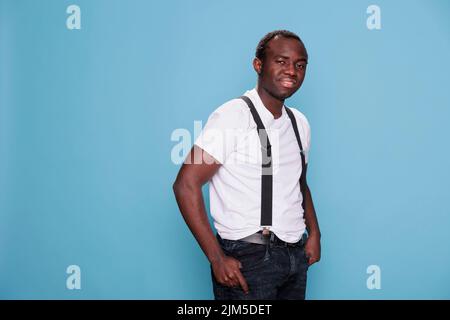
top-left (254, 36), bottom-right (308, 101)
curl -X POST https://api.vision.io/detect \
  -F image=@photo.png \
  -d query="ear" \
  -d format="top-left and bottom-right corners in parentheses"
top-left (253, 57), bottom-right (262, 75)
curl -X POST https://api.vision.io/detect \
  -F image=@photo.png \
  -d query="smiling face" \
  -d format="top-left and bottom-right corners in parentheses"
top-left (254, 36), bottom-right (308, 101)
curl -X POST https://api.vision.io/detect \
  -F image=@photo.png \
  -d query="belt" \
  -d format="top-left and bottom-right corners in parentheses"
top-left (238, 231), bottom-right (305, 247)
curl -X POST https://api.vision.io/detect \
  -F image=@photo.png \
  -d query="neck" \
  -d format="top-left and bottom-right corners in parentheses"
top-left (256, 84), bottom-right (284, 119)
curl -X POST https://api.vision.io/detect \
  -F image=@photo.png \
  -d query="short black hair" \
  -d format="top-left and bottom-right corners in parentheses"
top-left (255, 30), bottom-right (307, 61)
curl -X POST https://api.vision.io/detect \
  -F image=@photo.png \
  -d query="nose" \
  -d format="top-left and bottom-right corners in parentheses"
top-left (283, 63), bottom-right (296, 76)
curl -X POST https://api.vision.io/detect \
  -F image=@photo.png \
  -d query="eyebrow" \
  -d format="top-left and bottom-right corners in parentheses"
top-left (274, 55), bottom-right (308, 62)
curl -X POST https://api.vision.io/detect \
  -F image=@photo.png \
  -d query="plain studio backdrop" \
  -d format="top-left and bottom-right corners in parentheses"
top-left (0, 0), bottom-right (449, 299)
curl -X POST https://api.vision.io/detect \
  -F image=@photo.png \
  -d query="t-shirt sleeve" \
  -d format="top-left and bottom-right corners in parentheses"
top-left (194, 99), bottom-right (250, 164)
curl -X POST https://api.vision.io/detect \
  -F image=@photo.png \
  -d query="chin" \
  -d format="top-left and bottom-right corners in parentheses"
top-left (275, 89), bottom-right (297, 100)
top-left (265, 85), bottom-right (298, 101)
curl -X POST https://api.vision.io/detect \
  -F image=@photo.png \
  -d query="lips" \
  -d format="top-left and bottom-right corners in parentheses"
top-left (279, 78), bottom-right (297, 88)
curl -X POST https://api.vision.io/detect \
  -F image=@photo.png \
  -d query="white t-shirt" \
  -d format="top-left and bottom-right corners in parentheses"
top-left (194, 88), bottom-right (311, 243)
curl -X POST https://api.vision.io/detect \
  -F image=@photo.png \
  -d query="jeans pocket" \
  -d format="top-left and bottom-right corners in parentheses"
top-left (232, 242), bottom-right (269, 272)
top-left (218, 238), bottom-right (238, 255)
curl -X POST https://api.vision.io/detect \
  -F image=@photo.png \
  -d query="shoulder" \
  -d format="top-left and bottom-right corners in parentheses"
top-left (213, 97), bottom-right (249, 117)
top-left (206, 97), bottom-right (252, 130)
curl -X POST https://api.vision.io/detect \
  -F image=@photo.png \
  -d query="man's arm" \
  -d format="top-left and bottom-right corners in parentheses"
top-left (172, 145), bottom-right (249, 293)
top-left (301, 163), bottom-right (321, 265)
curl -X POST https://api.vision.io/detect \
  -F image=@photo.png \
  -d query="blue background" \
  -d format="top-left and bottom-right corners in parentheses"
top-left (1, 0), bottom-right (449, 299)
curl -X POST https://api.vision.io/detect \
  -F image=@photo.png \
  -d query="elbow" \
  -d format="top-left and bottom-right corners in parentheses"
top-left (172, 176), bottom-right (195, 197)
top-left (172, 178), bottom-right (182, 196)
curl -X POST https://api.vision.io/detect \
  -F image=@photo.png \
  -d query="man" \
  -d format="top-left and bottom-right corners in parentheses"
top-left (173, 30), bottom-right (321, 300)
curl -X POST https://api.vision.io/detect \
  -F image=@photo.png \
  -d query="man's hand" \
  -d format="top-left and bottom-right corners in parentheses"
top-left (211, 256), bottom-right (249, 294)
top-left (304, 234), bottom-right (321, 266)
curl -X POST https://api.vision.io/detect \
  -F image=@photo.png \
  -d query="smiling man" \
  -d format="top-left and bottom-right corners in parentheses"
top-left (173, 30), bottom-right (321, 300)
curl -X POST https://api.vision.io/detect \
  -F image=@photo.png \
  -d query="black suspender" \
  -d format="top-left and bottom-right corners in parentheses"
top-left (240, 96), bottom-right (273, 227)
top-left (285, 107), bottom-right (307, 194)
top-left (239, 96), bottom-right (307, 230)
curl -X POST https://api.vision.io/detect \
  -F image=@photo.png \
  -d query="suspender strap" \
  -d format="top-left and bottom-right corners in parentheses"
top-left (239, 96), bottom-right (273, 227)
top-left (284, 106), bottom-right (307, 210)
top-left (239, 96), bottom-right (307, 226)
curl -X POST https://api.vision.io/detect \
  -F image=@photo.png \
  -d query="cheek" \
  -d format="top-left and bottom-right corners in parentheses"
top-left (295, 76), bottom-right (305, 88)
top-left (264, 63), bottom-right (280, 75)
top-left (265, 67), bottom-right (277, 77)
top-left (261, 69), bottom-right (278, 83)
top-left (298, 72), bottom-right (306, 82)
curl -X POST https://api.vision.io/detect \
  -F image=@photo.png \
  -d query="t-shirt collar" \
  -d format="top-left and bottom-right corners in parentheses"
top-left (245, 88), bottom-right (287, 127)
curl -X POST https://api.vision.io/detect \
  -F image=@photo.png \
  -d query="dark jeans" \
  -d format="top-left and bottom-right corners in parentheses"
top-left (211, 233), bottom-right (309, 300)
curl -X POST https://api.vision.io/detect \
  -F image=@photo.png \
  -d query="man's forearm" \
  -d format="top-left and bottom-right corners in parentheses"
top-left (302, 184), bottom-right (321, 238)
top-left (173, 180), bottom-right (225, 264)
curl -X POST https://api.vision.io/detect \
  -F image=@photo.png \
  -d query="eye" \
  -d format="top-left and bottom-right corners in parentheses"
top-left (277, 60), bottom-right (285, 65)
top-left (296, 63), bottom-right (306, 70)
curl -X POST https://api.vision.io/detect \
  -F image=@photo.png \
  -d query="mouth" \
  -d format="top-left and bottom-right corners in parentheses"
top-left (279, 78), bottom-right (297, 89)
